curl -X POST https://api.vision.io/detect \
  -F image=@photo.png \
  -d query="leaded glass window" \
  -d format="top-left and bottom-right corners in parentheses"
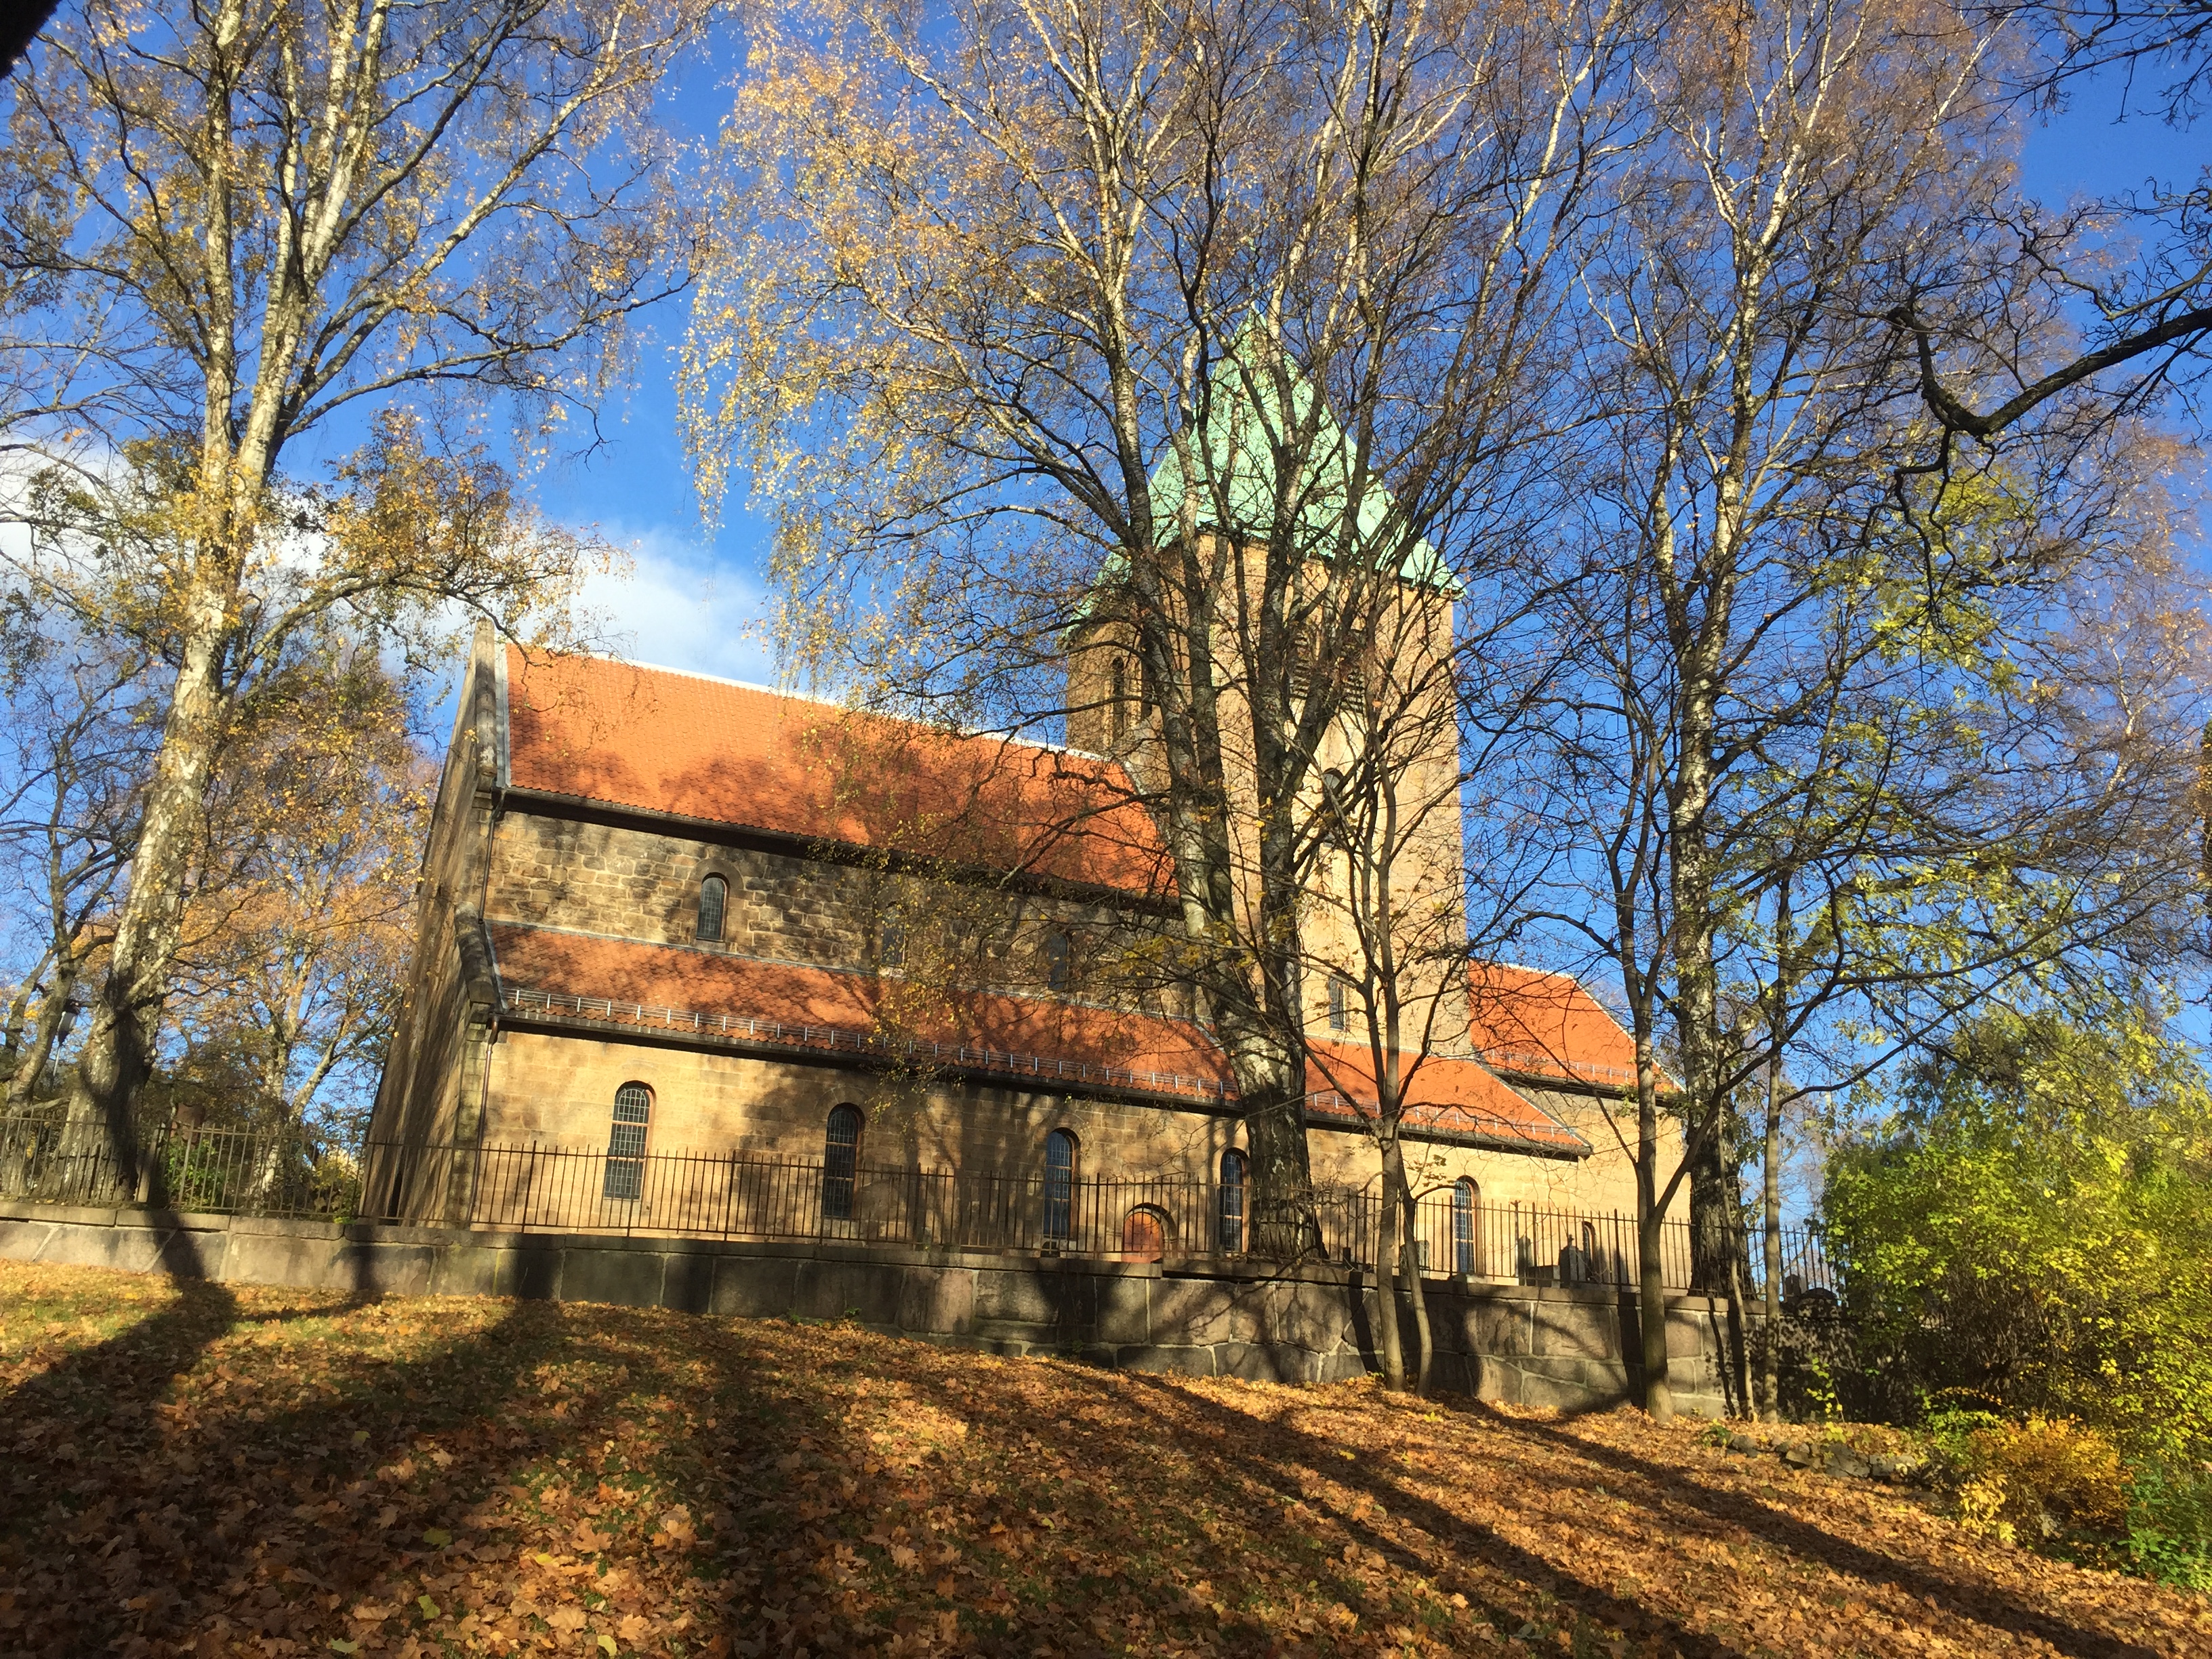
top-left (697, 874), bottom-right (728, 943)
top-left (604, 1084), bottom-right (651, 1200)
top-left (823, 1105), bottom-right (863, 1221)
top-left (1043, 1128), bottom-right (1078, 1242)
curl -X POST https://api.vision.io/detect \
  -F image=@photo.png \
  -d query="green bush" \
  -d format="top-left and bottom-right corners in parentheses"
top-left (2124, 1460), bottom-right (2212, 1593)
top-left (1826, 1008), bottom-right (2212, 1465)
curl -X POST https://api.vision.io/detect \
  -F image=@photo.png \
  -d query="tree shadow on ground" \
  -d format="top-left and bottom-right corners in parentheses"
top-left (0, 1279), bottom-right (729, 1656)
top-left (686, 1322), bottom-right (1750, 1658)
top-left (1, 1283), bottom-right (2184, 1659)
top-left (697, 1323), bottom-right (2177, 1659)
top-left (1465, 1404), bottom-right (2166, 1659)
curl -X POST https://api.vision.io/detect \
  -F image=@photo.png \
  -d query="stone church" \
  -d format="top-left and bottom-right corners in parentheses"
top-left (367, 615), bottom-right (1677, 1269)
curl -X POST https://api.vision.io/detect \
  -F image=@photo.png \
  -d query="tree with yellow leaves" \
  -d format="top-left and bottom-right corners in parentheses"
top-left (0, 0), bottom-right (712, 1181)
top-left (684, 0), bottom-right (1652, 1248)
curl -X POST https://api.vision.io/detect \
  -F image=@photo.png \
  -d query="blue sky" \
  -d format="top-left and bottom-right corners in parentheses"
top-left (520, 58), bottom-right (2207, 693)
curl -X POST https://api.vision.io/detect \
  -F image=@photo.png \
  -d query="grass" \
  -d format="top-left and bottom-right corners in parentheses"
top-left (0, 1260), bottom-right (2205, 1657)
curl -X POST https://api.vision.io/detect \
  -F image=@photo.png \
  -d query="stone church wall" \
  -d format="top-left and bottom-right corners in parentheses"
top-left (468, 1029), bottom-right (1648, 1226)
top-left (477, 1027), bottom-right (1243, 1183)
top-left (485, 809), bottom-right (1176, 1006)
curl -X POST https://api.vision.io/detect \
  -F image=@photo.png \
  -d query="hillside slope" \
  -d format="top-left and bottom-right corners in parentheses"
top-left (0, 1261), bottom-right (2200, 1656)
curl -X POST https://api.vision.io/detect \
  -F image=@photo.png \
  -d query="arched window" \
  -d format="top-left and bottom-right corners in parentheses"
top-left (822, 1105), bottom-right (863, 1221)
top-left (880, 912), bottom-right (905, 968)
top-left (697, 874), bottom-right (728, 944)
top-left (1042, 930), bottom-right (1071, 992)
top-left (1042, 1128), bottom-right (1078, 1242)
top-left (1328, 974), bottom-right (1350, 1033)
top-left (1122, 1204), bottom-right (1168, 1262)
top-left (1218, 1149), bottom-right (1248, 1253)
top-left (1109, 659), bottom-right (1128, 742)
top-left (1452, 1178), bottom-right (1479, 1277)
top-left (604, 1084), bottom-right (652, 1200)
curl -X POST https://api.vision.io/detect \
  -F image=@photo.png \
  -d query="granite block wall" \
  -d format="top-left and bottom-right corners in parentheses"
top-left (0, 1202), bottom-right (1734, 1416)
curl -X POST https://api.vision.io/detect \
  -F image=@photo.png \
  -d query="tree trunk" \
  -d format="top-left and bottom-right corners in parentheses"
top-left (1724, 1223), bottom-right (1751, 1419)
top-left (1689, 1108), bottom-right (1739, 1295)
top-left (5, 962), bottom-right (77, 1111)
top-left (0, 946), bottom-right (53, 1087)
top-left (1231, 1026), bottom-right (1315, 1257)
top-left (1636, 1074), bottom-right (1674, 1420)
top-left (1395, 1151), bottom-right (1432, 1396)
top-left (1761, 1067), bottom-right (1784, 1422)
top-left (67, 575), bottom-right (238, 1190)
top-left (1374, 1146), bottom-right (1406, 1390)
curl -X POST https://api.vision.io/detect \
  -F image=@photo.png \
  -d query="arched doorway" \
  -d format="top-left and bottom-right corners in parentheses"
top-left (1122, 1204), bottom-right (1169, 1262)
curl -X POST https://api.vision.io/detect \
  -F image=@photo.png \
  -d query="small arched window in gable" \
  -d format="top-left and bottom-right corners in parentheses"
top-left (1218, 1149), bottom-right (1248, 1253)
top-left (1042, 930), bottom-right (1071, 992)
top-left (697, 874), bottom-right (729, 944)
top-left (1042, 1128), bottom-right (1078, 1243)
top-left (1453, 1178), bottom-right (1480, 1277)
top-left (604, 1083), bottom-right (652, 1200)
top-left (822, 1104), bottom-right (863, 1221)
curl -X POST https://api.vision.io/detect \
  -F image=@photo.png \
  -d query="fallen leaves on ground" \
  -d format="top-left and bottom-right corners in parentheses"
top-left (0, 1261), bottom-right (2204, 1657)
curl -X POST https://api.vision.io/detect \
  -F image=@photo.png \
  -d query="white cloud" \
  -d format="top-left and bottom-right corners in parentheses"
top-left (577, 522), bottom-right (780, 686)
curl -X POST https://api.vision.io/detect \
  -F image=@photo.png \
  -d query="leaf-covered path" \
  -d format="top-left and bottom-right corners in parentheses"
top-left (0, 1262), bottom-right (2201, 1657)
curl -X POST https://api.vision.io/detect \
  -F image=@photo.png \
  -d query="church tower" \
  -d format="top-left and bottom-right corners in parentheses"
top-left (1061, 371), bottom-right (1472, 1063)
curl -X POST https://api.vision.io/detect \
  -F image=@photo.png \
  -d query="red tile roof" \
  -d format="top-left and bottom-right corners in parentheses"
top-left (485, 924), bottom-right (1584, 1153)
top-left (488, 924), bottom-right (1234, 1101)
top-left (503, 649), bottom-right (1171, 895)
top-left (1467, 963), bottom-right (1642, 1087)
top-left (1303, 1038), bottom-right (1587, 1153)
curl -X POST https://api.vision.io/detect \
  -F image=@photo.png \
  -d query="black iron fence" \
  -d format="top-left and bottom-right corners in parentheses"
top-left (0, 1113), bottom-right (360, 1219)
top-left (0, 1114), bottom-right (1836, 1295)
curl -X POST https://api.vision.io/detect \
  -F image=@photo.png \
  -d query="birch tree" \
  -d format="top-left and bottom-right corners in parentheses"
top-left (684, 0), bottom-right (1648, 1245)
top-left (0, 0), bottom-right (708, 1180)
top-left (1522, 0), bottom-right (2202, 1418)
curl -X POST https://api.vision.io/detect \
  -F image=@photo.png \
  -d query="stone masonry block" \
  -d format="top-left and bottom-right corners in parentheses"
top-left (795, 1259), bottom-right (903, 1325)
top-left (0, 1218), bottom-right (56, 1262)
top-left (897, 1266), bottom-right (977, 1336)
top-left (430, 1246), bottom-right (515, 1300)
top-left (1268, 1279), bottom-right (1359, 1352)
top-left (512, 1247), bottom-right (564, 1302)
top-left (1458, 1296), bottom-right (1531, 1356)
top-left (1529, 1298), bottom-right (1620, 1362)
top-left (333, 1242), bottom-right (438, 1298)
top-left (661, 1249), bottom-right (720, 1315)
top-left (38, 1222), bottom-right (222, 1278)
top-left (1666, 1307), bottom-right (1719, 1360)
top-left (1092, 1275), bottom-right (1150, 1345)
top-left (973, 1263), bottom-right (1094, 1330)
top-left (560, 1248), bottom-right (668, 1309)
top-left (710, 1254), bottom-right (800, 1318)
top-left (1111, 1344), bottom-right (1216, 1378)
top-left (1147, 1277), bottom-right (1244, 1348)
top-left (1210, 1341), bottom-right (1314, 1385)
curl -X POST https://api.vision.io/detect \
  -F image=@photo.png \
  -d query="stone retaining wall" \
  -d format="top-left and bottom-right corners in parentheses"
top-left (0, 1201), bottom-right (1734, 1415)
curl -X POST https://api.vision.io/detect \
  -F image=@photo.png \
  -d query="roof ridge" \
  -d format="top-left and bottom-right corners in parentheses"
top-left (546, 651), bottom-right (1112, 765)
top-left (1475, 958), bottom-right (1580, 983)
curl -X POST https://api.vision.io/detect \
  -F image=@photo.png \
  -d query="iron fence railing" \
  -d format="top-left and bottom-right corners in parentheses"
top-left (0, 1113), bottom-right (1835, 1295)
top-left (0, 1113), bottom-right (361, 1220)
